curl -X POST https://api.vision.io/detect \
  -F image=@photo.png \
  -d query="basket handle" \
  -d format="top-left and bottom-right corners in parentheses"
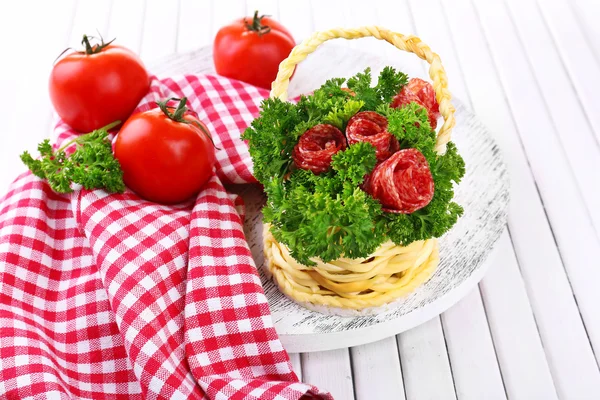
top-left (270, 26), bottom-right (455, 153)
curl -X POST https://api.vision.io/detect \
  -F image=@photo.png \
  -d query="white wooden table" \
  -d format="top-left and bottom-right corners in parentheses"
top-left (1, 1), bottom-right (600, 399)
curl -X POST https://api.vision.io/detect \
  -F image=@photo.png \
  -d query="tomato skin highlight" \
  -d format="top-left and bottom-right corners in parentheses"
top-left (114, 108), bottom-right (216, 204)
top-left (49, 44), bottom-right (149, 132)
top-left (213, 14), bottom-right (295, 90)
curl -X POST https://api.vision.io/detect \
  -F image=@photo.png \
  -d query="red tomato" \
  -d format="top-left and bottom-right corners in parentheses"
top-left (214, 11), bottom-right (295, 90)
top-left (49, 35), bottom-right (149, 132)
top-left (114, 98), bottom-right (216, 204)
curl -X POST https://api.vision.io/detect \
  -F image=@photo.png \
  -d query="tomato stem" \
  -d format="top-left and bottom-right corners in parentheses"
top-left (156, 98), bottom-right (220, 149)
top-left (54, 33), bottom-right (116, 62)
top-left (82, 35), bottom-right (94, 54)
top-left (80, 33), bottom-right (115, 55)
top-left (244, 10), bottom-right (271, 36)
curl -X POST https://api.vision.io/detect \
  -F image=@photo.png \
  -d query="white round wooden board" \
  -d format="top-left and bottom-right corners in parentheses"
top-left (151, 44), bottom-right (509, 353)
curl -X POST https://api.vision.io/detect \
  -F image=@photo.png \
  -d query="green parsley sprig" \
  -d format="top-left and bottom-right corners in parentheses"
top-left (20, 121), bottom-right (125, 194)
top-left (244, 67), bottom-right (465, 265)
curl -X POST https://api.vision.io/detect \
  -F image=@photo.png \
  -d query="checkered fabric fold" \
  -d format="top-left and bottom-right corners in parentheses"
top-left (0, 75), bottom-right (332, 399)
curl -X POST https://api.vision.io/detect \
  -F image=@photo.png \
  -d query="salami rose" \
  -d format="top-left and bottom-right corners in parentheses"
top-left (407, 78), bottom-right (439, 115)
top-left (292, 124), bottom-right (347, 174)
top-left (366, 148), bottom-right (434, 214)
top-left (391, 78), bottom-right (441, 129)
top-left (346, 111), bottom-right (399, 162)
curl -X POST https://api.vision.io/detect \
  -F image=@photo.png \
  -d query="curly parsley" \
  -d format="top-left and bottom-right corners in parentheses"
top-left (243, 67), bottom-right (465, 265)
top-left (20, 121), bottom-right (125, 194)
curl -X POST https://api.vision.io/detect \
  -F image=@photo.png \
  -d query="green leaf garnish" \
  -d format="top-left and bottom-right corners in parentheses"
top-left (20, 121), bottom-right (125, 194)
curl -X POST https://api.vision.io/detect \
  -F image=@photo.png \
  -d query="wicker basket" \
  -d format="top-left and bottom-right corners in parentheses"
top-left (263, 26), bottom-right (456, 311)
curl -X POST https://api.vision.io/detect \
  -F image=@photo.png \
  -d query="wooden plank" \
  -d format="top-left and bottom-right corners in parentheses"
top-left (350, 337), bottom-right (405, 400)
top-left (278, 0), bottom-right (314, 41)
top-left (310, 0), bottom-right (348, 31)
top-left (302, 349), bottom-right (355, 400)
top-left (289, 353), bottom-right (302, 381)
top-left (505, 0), bottom-right (600, 238)
top-left (309, 0), bottom-right (374, 53)
top-left (409, 4), bottom-right (507, 399)
top-left (211, 0), bottom-right (246, 38)
top-left (307, 0), bottom-right (361, 64)
top-left (340, 0), bottom-right (380, 26)
top-left (107, 0), bottom-right (145, 53)
top-left (372, 0), bottom-right (414, 37)
top-left (177, 0), bottom-right (212, 53)
top-left (508, 1), bottom-right (600, 232)
top-left (536, 0), bottom-right (600, 141)
top-left (480, 0), bottom-right (600, 367)
top-left (140, 0), bottom-right (179, 64)
top-left (397, 317), bottom-right (456, 400)
top-left (440, 289), bottom-right (507, 400)
top-left (341, 0), bottom-right (384, 56)
top-left (480, 232), bottom-right (558, 400)
top-left (570, 0), bottom-right (600, 63)
top-left (442, 0), bottom-right (600, 398)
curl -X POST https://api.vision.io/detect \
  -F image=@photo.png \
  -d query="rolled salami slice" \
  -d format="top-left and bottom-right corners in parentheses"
top-left (366, 148), bottom-right (434, 214)
top-left (346, 111), bottom-right (399, 162)
top-left (391, 78), bottom-right (441, 129)
top-left (292, 124), bottom-right (347, 174)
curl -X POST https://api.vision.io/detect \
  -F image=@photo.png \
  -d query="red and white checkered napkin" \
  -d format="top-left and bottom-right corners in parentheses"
top-left (0, 75), bottom-right (332, 399)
